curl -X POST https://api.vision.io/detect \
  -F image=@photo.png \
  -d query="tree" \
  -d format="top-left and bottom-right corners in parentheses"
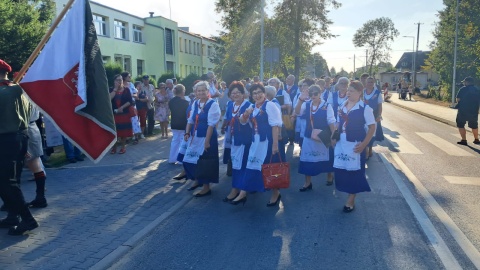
top-left (337, 68), bottom-right (349, 77)
top-left (330, 67), bottom-right (336, 76)
top-left (312, 53), bottom-right (329, 78)
top-left (353, 17), bottom-right (399, 75)
top-left (104, 62), bottom-right (123, 88)
top-left (0, 0), bottom-right (55, 72)
top-left (180, 73), bottom-right (201, 95)
top-left (426, 0), bottom-right (480, 101)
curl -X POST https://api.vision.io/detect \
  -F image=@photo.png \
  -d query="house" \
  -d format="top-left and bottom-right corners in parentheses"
top-left (53, 0), bottom-right (218, 79)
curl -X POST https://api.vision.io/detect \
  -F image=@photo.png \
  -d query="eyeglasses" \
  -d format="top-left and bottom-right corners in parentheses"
top-left (252, 91), bottom-right (264, 96)
top-left (310, 92), bottom-right (320, 96)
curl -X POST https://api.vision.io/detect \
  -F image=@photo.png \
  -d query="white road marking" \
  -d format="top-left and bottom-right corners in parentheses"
top-left (416, 132), bottom-right (473, 156)
top-left (444, 176), bottom-right (480, 186)
top-left (383, 133), bottom-right (423, 154)
top-left (380, 153), bottom-right (461, 269)
top-left (389, 153), bottom-right (480, 269)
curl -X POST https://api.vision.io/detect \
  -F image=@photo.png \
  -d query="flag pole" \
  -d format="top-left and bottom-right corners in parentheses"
top-left (13, 0), bottom-right (77, 83)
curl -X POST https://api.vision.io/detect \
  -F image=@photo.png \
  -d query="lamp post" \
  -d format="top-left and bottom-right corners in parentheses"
top-left (451, 0), bottom-right (460, 107)
top-left (403, 36), bottom-right (415, 72)
top-left (260, 0), bottom-right (265, 82)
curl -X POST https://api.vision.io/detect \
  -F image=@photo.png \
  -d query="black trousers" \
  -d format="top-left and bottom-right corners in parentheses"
top-left (0, 131), bottom-right (35, 221)
top-left (145, 108), bottom-right (155, 136)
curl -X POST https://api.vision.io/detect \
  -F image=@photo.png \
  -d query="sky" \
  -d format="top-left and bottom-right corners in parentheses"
top-left (94, 0), bottom-right (446, 73)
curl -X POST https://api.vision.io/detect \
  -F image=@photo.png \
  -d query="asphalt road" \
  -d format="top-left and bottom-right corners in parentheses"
top-left (110, 103), bottom-right (480, 270)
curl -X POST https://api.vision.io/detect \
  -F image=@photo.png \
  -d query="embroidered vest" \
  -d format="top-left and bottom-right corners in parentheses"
top-left (229, 101), bottom-right (253, 146)
top-left (252, 101), bottom-right (272, 142)
top-left (304, 101), bottom-right (329, 139)
top-left (339, 104), bottom-right (366, 142)
top-left (192, 99), bottom-right (215, 137)
top-left (363, 89), bottom-right (381, 117)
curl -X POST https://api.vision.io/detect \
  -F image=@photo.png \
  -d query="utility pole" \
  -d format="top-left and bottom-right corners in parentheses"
top-left (413, 22), bottom-right (423, 92)
top-left (260, 0), bottom-right (265, 82)
top-left (353, 54), bottom-right (356, 77)
top-left (169, 0), bottom-right (172, 19)
top-left (365, 49), bottom-right (368, 74)
top-left (451, 0), bottom-right (460, 107)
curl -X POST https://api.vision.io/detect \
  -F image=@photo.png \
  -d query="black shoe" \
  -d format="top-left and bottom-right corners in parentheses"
top-left (230, 196), bottom-right (247, 206)
top-left (0, 217), bottom-right (20, 228)
top-left (299, 183), bottom-right (312, 192)
top-left (474, 139), bottom-right (480, 145)
top-left (223, 194), bottom-right (238, 202)
top-left (267, 194), bottom-right (281, 207)
top-left (0, 204), bottom-right (6, 212)
top-left (187, 184), bottom-right (200, 191)
top-left (457, 140), bottom-right (468, 146)
top-left (343, 205), bottom-right (355, 213)
top-left (68, 158), bottom-right (77, 163)
top-left (7, 219), bottom-right (39, 235)
top-left (173, 174), bottom-right (187, 180)
top-left (28, 198), bottom-right (48, 208)
top-left (194, 190), bottom-right (211, 197)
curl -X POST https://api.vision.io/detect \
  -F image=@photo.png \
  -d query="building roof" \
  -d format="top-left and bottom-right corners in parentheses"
top-left (395, 51), bottom-right (430, 71)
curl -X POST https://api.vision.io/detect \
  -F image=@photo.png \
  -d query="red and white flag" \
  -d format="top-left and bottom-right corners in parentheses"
top-left (21, 0), bottom-right (116, 162)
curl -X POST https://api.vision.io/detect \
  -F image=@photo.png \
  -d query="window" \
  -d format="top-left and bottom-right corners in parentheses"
top-left (102, 56), bottom-right (110, 64)
top-left (202, 45), bottom-right (206, 56)
top-left (165, 28), bottom-right (174, 55)
top-left (124, 56), bottom-right (131, 73)
top-left (208, 46), bottom-right (212, 57)
top-left (189, 40), bottom-right (192, 54)
top-left (133, 25), bottom-right (143, 43)
top-left (179, 38), bottom-right (183, 52)
top-left (166, 61), bottom-right (174, 72)
top-left (137, 59), bottom-right (144, 77)
top-left (114, 20), bottom-right (127, 39)
top-left (114, 55), bottom-right (122, 66)
top-left (93, 15), bottom-right (107, 36)
top-left (197, 44), bottom-right (200, 56)
top-left (184, 40), bottom-right (188, 53)
top-left (185, 65), bottom-right (188, 76)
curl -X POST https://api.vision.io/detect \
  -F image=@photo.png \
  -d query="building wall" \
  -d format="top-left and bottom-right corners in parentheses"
top-left (53, 0), bottom-right (217, 81)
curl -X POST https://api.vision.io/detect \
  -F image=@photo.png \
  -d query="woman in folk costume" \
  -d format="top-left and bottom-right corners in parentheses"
top-left (221, 81), bottom-right (254, 204)
top-left (182, 81), bottom-right (221, 197)
top-left (220, 88), bottom-right (233, 176)
top-left (332, 81), bottom-right (376, 213)
top-left (292, 78), bottom-right (315, 146)
top-left (295, 85), bottom-right (336, 191)
top-left (237, 84), bottom-right (283, 207)
top-left (363, 77), bottom-right (384, 159)
top-left (327, 77), bottom-right (350, 119)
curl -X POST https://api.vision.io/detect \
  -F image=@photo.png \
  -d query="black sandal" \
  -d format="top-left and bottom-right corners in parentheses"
top-left (343, 205), bottom-right (355, 213)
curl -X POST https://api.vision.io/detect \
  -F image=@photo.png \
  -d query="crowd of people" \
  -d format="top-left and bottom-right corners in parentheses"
top-left (160, 71), bottom-right (385, 211)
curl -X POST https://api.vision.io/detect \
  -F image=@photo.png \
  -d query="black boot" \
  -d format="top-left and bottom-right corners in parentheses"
top-left (29, 174), bottom-right (47, 208)
top-left (8, 205), bottom-right (38, 235)
top-left (0, 212), bottom-right (20, 228)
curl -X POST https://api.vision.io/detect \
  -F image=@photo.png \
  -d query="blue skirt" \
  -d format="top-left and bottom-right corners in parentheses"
top-left (334, 150), bottom-right (371, 194)
top-left (298, 147), bottom-right (334, 176)
top-left (183, 132), bottom-right (219, 185)
top-left (232, 143), bottom-right (251, 189)
top-left (368, 121), bottom-right (384, 146)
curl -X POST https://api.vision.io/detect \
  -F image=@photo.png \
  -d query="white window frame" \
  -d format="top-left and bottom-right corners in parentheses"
top-left (114, 20), bottom-right (127, 40)
top-left (93, 14), bottom-right (107, 36)
top-left (133, 25), bottom-right (143, 43)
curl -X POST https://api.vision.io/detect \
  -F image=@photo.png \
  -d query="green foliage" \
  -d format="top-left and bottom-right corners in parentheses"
top-left (0, 0), bottom-right (55, 72)
top-left (180, 73), bottom-right (201, 95)
top-left (329, 67), bottom-right (336, 76)
top-left (104, 62), bottom-right (123, 88)
top-left (311, 53), bottom-right (329, 78)
top-left (353, 17), bottom-right (399, 75)
top-left (157, 72), bottom-right (180, 86)
top-left (133, 75), bottom-right (157, 87)
top-left (214, 0), bottom-right (340, 82)
top-left (426, 0), bottom-right (480, 101)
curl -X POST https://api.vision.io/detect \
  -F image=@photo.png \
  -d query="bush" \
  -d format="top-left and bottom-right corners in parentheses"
top-left (104, 62), bottom-right (123, 88)
top-left (180, 73), bottom-right (201, 95)
top-left (157, 72), bottom-right (181, 86)
top-left (134, 75), bottom-right (157, 87)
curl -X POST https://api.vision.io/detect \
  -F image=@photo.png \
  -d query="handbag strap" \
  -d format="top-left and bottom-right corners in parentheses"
top-left (269, 151), bottom-right (282, 163)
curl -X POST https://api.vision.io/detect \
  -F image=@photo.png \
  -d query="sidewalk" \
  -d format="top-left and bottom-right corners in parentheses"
top-left (0, 134), bottom-right (226, 269)
top-left (388, 93), bottom-right (458, 127)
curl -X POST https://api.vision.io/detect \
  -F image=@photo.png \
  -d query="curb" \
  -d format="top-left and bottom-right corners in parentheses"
top-left (388, 100), bottom-right (457, 128)
top-left (90, 194), bottom-right (194, 270)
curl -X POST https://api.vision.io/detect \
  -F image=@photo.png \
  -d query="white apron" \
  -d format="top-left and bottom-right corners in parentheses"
top-left (300, 137), bottom-right (329, 162)
top-left (223, 126), bottom-right (232, 149)
top-left (246, 134), bottom-right (269, 171)
top-left (230, 137), bottom-right (245, 170)
top-left (182, 132), bottom-right (206, 165)
top-left (178, 136), bottom-right (191, 155)
top-left (333, 133), bottom-right (361, 171)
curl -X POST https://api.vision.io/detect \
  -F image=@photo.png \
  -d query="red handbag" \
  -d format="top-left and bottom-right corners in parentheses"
top-left (262, 153), bottom-right (290, 189)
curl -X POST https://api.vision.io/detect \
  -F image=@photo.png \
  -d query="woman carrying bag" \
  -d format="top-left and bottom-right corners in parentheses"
top-left (182, 81), bottom-right (221, 197)
top-left (332, 81), bottom-right (376, 213)
top-left (238, 84), bottom-right (283, 207)
top-left (295, 85), bottom-right (336, 191)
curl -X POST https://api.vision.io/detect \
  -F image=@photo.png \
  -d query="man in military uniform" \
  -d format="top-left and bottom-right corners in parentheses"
top-left (0, 59), bottom-right (39, 235)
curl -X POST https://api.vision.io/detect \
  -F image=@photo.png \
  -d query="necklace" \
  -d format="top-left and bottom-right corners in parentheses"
top-left (232, 102), bottom-right (242, 114)
top-left (197, 100), bottom-right (207, 111)
top-left (310, 101), bottom-right (321, 114)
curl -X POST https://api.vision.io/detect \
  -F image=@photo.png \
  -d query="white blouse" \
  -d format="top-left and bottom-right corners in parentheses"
top-left (337, 100), bottom-right (375, 132)
top-left (327, 92), bottom-right (348, 107)
top-left (299, 101), bottom-right (336, 125)
top-left (247, 101), bottom-right (283, 127)
top-left (187, 99), bottom-right (221, 127)
top-left (363, 88), bottom-right (384, 104)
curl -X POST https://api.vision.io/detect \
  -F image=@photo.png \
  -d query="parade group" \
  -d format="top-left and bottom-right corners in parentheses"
top-left (0, 55), bottom-right (386, 236)
top-left (110, 71), bottom-right (384, 212)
